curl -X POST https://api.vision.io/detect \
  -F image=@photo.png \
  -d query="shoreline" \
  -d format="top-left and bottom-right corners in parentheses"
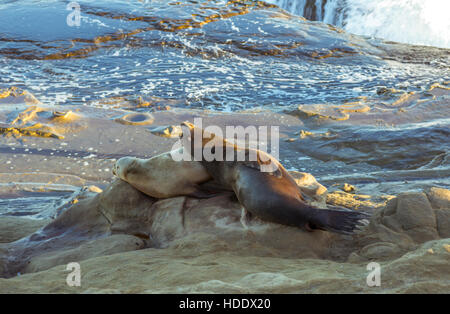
top-left (0, 76), bottom-right (449, 295)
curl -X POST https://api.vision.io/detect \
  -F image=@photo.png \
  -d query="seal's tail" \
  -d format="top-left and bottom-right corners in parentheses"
top-left (308, 208), bottom-right (370, 235)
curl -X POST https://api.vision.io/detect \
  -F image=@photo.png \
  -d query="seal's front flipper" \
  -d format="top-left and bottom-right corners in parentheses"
top-left (187, 185), bottom-right (221, 199)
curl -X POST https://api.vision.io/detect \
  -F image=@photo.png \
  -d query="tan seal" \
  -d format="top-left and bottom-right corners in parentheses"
top-left (112, 148), bottom-right (214, 199)
top-left (181, 122), bottom-right (369, 234)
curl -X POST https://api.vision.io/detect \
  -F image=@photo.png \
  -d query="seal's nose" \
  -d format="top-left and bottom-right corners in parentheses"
top-left (112, 165), bottom-right (116, 176)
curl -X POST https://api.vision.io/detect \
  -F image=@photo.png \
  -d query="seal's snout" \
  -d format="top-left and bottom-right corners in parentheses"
top-left (113, 157), bottom-right (131, 178)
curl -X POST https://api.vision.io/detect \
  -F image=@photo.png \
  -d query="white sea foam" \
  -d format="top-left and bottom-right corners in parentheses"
top-left (268, 0), bottom-right (450, 48)
top-left (343, 0), bottom-right (450, 48)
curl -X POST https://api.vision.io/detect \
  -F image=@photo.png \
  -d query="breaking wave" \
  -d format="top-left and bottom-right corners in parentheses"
top-left (267, 0), bottom-right (450, 48)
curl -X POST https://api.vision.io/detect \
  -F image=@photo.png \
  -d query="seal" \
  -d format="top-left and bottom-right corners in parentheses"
top-left (181, 122), bottom-right (369, 234)
top-left (112, 147), bottom-right (215, 199)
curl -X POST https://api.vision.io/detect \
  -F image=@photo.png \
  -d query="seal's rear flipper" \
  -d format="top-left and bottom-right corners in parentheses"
top-left (308, 209), bottom-right (371, 235)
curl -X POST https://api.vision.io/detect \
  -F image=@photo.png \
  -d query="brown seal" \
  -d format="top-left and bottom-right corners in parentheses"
top-left (180, 122), bottom-right (369, 234)
top-left (112, 148), bottom-right (216, 199)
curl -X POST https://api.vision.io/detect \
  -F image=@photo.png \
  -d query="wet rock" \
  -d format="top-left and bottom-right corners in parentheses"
top-left (289, 103), bottom-right (370, 122)
top-left (359, 242), bottom-right (399, 259)
top-left (0, 105), bottom-right (86, 139)
top-left (0, 181), bottom-right (449, 292)
top-left (82, 288), bottom-right (122, 294)
top-left (23, 234), bottom-right (146, 275)
top-left (299, 129), bottom-right (313, 138)
top-left (0, 177), bottom-right (340, 278)
top-left (354, 188), bottom-right (450, 261)
top-left (444, 244), bottom-right (450, 253)
top-left (115, 113), bottom-right (154, 126)
top-left (2, 175), bottom-right (449, 292)
top-left (292, 104), bottom-right (349, 121)
top-left (341, 183), bottom-right (356, 193)
top-left (148, 125), bottom-right (183, 138)
top-left (435, 209), bottom-right (450, 238)
top-left (285, 124), bottom-right (450, 170)
top-left (98, 179), bottom-right (155, 225)
top-left (426, 187), bottom-right (450, 209)
top-left (326, 191), bottom-right (382, 211)
top-left (147, 197), bottom-right (187, 247)
top-left (357, 220), bottom-right (416, 257)
top-left (0, 217), bottom-right (49, 243)
top-left (290, 171), bottom-right (327, 207)
top-left (395, 192), bottom-right (439, 242)
top-left (381, 239), bottom-right (450, 293)
top-left (82, 185), bottom-right (103, 195)
top-left (3, 238), bottom-right (449, 293)
top-left (0, 87), bottom-right (40, 106)
top-left (376, 87), bottom-right (403, 96)
top-left (0, 246), bottom-right (6, 276)
top-left (346, 252), bottom-right (366, 263)
top-left (367, 192), bottom-right (438, 243)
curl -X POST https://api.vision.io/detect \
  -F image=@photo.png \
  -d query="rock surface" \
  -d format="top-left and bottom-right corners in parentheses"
top-left (0, 177), bottom-right (449, 293)
top-left (352, 189), bottom-right (450, 262)
top-left (0, 217), bottom-right (50, 243)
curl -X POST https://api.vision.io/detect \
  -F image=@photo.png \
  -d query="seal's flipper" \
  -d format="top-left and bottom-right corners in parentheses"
top-left (240, 207), bottom-right (253, 229)
top-left (188, 190), bottom-right (220, 199)
top-left (240, 160), bottom-right (283, 178)
top-left (187, 185), bottom-right (221, 199)
top-left (237, 149), bottom-right (283, 178)
top-left (308, 208), bottom-right (371, 235)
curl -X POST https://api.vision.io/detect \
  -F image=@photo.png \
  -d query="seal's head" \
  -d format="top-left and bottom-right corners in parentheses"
top-left (181, 121), bottom-right (220, 145)
top-left (112, 157), bottom-right (138, 180)
top-left (180, 121), bottom-right (229, 158)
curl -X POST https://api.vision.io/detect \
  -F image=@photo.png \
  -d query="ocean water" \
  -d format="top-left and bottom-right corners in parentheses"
top-left (267, 0), bottom-right (450, 49)
top-left (0, 0), bottom-right (448, 109)
top-left (0, 0), bottom-right (449, 218)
